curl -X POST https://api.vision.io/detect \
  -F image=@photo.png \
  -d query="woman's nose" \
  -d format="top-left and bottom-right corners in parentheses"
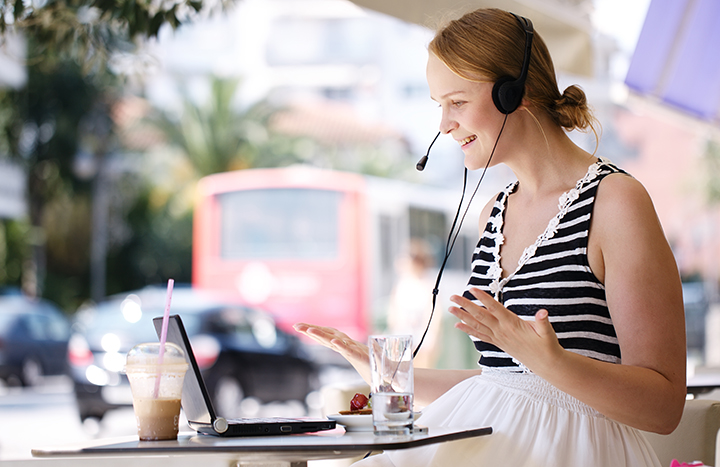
top-left (439, 111), bottom-right (458, 134)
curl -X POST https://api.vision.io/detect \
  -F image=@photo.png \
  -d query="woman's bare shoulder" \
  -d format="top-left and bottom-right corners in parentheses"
top-left (593, 172), bottom-right (659, 228)
top-left (588, 171), bottom-right (671, 283)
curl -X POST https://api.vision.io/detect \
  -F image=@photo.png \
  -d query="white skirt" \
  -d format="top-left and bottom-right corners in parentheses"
top-left (353, 368), bottom-right (661, 467)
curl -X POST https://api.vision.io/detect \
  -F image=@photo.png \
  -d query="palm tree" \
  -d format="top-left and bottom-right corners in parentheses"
top-left (144, 76), bottom-right (303, 177)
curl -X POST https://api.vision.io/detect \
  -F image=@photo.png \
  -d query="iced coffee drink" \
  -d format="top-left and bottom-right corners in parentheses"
top-left (133, 398), bottom-right (182, 440)
top-left (125, 342), bottom-right (188, 441)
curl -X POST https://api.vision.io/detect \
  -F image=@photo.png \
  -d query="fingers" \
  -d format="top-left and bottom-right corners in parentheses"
top-left (466, 286), bottom-right (492, 301)
top-left (451, 312), bottom-right (493, 342)
top-left (293, 323), bottom-right (358, 353)
top-left (294, 323), bottom-right (372, 383)
top-left (449, 288), bottom-right (496, 324)
top-left (447, 295), bottom-right (495, 342)
top-left (448, 287), bottom-right (517, 345)
top-left (450, 288), bottom-right (498, 313)
top-left (294, 323), bottom-right (337, 346)
top-left (532, 309), bottom-right (553, 337)
top-left (294, 322), bottom-right (346, 340)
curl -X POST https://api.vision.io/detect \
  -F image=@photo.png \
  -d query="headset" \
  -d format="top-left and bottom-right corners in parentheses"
top-left (412, 12), bottom-right (534, 358)
top-left (492, 13), bottom-right (534, 115)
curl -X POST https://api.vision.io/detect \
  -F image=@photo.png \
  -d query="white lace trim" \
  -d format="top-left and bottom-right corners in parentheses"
top-left (487, 158), bottom-right (610, 301)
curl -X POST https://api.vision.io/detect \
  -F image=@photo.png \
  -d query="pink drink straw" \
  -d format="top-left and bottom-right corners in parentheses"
top-left (153, 279), bottom-right (174, 399)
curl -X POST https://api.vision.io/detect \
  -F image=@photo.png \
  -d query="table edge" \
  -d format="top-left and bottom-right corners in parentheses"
top-left (32, 427), bottom-right (492, 458)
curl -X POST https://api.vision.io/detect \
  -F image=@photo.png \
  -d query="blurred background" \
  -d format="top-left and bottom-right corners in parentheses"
top-left (0, 0), bottom-right (719, 460)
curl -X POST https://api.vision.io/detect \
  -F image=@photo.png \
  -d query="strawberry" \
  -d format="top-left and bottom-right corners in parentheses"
top-left (350, 393), bottom-right (369, 411)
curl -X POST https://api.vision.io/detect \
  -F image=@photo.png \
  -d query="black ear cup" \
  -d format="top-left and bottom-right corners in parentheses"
top-left (491, 13), bottom-right (534, 115)
top-left (492, 76), bottom-right (524, 114)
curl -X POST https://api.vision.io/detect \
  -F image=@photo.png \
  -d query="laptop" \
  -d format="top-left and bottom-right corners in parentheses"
top-left (152, 314), bottom-right (336, 436)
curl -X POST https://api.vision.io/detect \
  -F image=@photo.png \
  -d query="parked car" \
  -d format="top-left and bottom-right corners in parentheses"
top-left (68, 285), bottom-right (321, 422)
top-left (0, 295), bottom-right (71, 386)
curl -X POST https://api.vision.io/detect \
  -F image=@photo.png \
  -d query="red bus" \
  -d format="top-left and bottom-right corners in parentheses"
top-left (192, 165), bottom-right (485, 341)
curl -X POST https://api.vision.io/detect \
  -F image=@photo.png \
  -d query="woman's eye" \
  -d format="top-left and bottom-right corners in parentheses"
top-left (436, 101), bottom-right (465, 110)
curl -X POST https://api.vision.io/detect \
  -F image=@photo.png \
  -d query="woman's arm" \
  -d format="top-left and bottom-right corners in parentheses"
top-left (293, 323), bottom-right (482, 406)
top-left (449, 174), bottom-right (686, 434)
top-left (584, 173), bottom-right (686, 432)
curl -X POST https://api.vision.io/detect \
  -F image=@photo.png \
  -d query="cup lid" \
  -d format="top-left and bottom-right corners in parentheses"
top-left (125, 342), bottom-right (188, 371)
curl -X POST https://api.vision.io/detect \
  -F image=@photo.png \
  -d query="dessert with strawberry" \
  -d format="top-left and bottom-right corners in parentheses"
top-left (339, 393), bottom-right (372, 415)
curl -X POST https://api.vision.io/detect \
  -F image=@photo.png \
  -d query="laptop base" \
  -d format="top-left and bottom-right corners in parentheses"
top-left (191, 418), bottom-right (337, 436)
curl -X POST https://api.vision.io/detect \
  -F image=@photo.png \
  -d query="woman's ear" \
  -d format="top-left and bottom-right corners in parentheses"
top-left (519, 89), bottom-right (532, 109)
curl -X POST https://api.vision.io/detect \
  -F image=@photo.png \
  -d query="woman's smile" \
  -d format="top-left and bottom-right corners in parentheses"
top-left (458, 135), bottom-right (478, 147)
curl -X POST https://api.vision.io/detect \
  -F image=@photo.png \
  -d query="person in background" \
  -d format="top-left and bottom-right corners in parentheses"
top-left (295, 8), bottom-right (685, 466)
top-left (386, 238), bottom-right (442, 369)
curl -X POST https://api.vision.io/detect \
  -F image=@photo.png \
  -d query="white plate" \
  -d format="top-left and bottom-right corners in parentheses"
top-left (327, 413), bottom-right (421, 432)
top-left (326, 414), bottom-right (373, 432)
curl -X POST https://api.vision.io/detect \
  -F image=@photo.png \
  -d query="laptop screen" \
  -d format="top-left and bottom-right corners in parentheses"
top-left (153, 315), bottom-right (215, 425)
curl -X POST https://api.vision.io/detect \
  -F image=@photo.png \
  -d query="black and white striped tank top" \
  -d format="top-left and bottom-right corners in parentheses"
top-left (465, 158), bottom-right (625, 372)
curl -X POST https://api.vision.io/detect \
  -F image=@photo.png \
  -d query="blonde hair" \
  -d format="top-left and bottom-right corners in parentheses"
top-left (429, 8), bottom-right (598, 134)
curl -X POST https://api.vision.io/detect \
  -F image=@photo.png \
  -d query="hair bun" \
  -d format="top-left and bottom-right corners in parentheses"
top-left (553, 85), bottom-right (593, 131)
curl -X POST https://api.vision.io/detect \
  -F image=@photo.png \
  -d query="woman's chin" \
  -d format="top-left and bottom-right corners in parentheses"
top-left (464, 148), bottom-right (500, 171)
top-left (464, 156), bottom-right (487, 171)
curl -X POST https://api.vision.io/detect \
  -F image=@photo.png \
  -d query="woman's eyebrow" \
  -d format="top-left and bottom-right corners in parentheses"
top-left (430, 90), bottom-right (467, 102)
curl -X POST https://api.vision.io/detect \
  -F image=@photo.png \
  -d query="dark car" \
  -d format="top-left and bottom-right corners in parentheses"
top-left (0, 295), bottom-right (72, 386)
top-left (68, 285), bottom-right (320, 422)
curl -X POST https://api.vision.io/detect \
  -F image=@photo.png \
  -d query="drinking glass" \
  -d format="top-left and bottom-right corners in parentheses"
top-left (369, 335), bottom-right (414, 436)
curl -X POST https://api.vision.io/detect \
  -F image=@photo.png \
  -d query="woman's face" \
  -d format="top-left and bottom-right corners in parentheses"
top-left (426, 53), bottom-right (506, 170)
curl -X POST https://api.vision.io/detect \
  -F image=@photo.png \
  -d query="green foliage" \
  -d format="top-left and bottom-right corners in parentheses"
top-left (0, 220), bottom-right (31, 287)
top-left (0, 0), bottom-right (221, 74)
top-left (105, 185), bottom-right (193, 296)
top-left (143, 76), bottom-right (305, 176)
top-left (0, 56), bottom-right (111, 309)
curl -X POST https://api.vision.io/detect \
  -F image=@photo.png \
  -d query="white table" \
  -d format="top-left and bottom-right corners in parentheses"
top-left (14, 426), bottom-right (492, 467)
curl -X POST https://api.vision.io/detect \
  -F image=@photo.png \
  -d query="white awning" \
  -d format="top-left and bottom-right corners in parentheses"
top-left (347, 0), bottom-right (595, 77)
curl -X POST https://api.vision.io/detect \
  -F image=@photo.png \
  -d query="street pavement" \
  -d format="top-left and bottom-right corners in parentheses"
top-left (0, 376), bottom-right (138, 460)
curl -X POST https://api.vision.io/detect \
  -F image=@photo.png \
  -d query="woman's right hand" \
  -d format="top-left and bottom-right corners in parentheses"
top-left (293, 323), bottom-right (371, 383)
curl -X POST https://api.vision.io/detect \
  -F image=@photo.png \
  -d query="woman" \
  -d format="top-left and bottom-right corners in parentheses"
top-left (295, 8), bottom-right (686, 466)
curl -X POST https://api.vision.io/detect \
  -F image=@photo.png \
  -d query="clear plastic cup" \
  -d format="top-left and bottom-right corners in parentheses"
top-left (369, 335), bottom-right (414, 436)
top-left (125, 342), bottom-right (188, 441)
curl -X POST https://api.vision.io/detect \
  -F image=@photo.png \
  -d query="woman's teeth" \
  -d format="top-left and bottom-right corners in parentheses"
top-left (459, 135), bottom-right (477, 146)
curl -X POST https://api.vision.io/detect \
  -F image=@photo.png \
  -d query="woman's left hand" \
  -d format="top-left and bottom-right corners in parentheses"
top-left (448, 287), bottom-right (563, 372)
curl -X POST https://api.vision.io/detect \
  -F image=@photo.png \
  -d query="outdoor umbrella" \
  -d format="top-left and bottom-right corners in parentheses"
top-left (624, 0), bottom-right (720, 126)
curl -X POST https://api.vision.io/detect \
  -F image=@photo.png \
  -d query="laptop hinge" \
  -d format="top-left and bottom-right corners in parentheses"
top-left (213, 417), bottom-right (229, 434)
